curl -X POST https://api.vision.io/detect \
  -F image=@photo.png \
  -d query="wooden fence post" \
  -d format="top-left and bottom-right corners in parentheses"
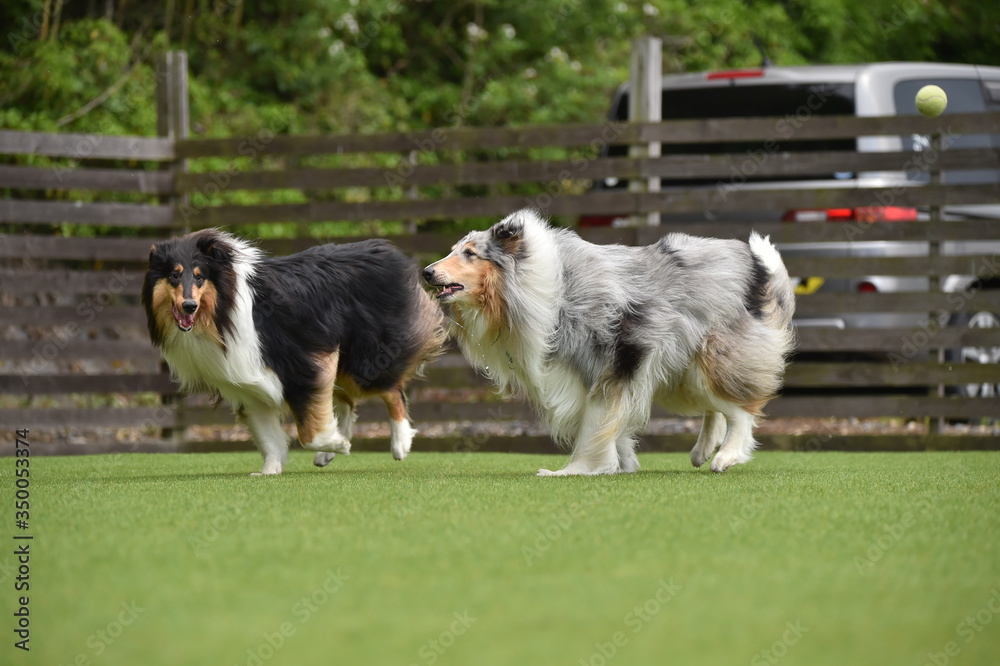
top-left (156, 50), bottom-right (190, 446)
top-left (929, 130), bottom-right (943, 434)
top-left (628, 36), bottom-right (661, 227)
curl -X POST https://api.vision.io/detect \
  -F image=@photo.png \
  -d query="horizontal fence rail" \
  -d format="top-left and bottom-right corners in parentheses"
top-left (0, 130), bottom-right (175, 161)
top-left (170, 148), bottom-right (1000, 193)
top-left (171, 112), bottom-right (1000, 157)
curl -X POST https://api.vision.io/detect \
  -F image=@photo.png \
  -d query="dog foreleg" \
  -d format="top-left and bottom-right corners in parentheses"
top-left (691, 411), bottom-right (728, 468)
top-left (382, 388), bottom-right (415, 461)
top-left (538, 393), bottom-right (626, 477)
top-left (313, 398), bottom-right (355, 467)
top-left (244, 406), bottom-right (290, 476)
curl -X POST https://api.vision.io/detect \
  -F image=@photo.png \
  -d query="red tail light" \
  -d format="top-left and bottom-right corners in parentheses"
top-left (782, 207), bottom-right (918, 222)
top-left (579, 214), bottom-right (619, 227)
top-left (855, 206), bottom-right (919, 221)
top-left (706, 69), bottom-right (765, 80)
top-left (857, 281), bottom-right (878, 293)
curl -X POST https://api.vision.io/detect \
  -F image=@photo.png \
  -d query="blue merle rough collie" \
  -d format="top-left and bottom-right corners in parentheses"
top-left (423, 209), bottom-right (795, 476)
top-left (142, 229), bottom-right (446, 475)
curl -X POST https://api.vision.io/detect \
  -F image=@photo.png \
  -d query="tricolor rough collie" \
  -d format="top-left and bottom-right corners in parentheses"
top-left (423, 209), bottom-right (795, 476)
top-left (142, 229), bottom-right (446, 475)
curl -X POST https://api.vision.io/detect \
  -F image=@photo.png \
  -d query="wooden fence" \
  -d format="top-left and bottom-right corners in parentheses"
top-left (2, 57), bottom-right (999, 455)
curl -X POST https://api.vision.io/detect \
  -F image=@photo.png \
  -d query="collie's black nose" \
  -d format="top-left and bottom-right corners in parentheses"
top-left (422, 267), bottom-right (435, 283)
top-left (181, 299), bottom-right (198, 314)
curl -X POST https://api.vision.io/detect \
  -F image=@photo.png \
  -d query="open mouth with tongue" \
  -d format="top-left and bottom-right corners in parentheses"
top-left (171, 302), bottom-right (196, 331)
top-left (434, 284), bottom-right (464, 300)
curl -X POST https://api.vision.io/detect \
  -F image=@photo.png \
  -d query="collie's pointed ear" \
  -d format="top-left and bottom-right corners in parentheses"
top-left (148, 243), bottom-right (158, 260)
top-left (195, 230), bottom-right (233, 263)
top-left (492, 219), bottom-right (522, 242)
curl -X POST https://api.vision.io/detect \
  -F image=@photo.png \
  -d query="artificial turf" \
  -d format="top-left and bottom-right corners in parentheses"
top-left (7, 451), bottom-right (1000, 666)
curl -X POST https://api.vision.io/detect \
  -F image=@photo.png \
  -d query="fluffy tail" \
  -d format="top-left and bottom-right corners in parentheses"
top-left (748, 232), bottom-right (796, 332)
top-left (409, 278), bottom-right (448, 375)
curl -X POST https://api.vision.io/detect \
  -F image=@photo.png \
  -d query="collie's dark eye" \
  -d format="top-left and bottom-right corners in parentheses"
top-left (463, 248), bottom-right (478, 259)
top-left (170, 271), bottom-right (180, 281)
top-left (194, 275), bottom-right (204, 285)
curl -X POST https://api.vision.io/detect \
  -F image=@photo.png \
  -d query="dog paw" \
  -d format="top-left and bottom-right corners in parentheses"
top-left (390, 421), bottom-right (416, 461)
top-left (252, 460), bottom-right (283, 476)
top-left (710, 452), bottom-right (750, 473)
top-left (618, 456), bottom-right (641, 474)
top-left (537, 464), bottom-right (611, 477)
top-left (313, 452), bottom-right (336, 467)
top-left (303, 430), bottom-right (351, 455)
top-left (690, 449), bottom-right (711, 468)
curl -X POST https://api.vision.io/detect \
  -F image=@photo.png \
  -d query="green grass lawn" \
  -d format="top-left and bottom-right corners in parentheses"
top-left (7, 451), bottom-right (1000, 666)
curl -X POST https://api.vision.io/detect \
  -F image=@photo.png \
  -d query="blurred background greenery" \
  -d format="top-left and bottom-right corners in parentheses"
top-left (2, 0), bottom-right (998, 237)
top-left (3, 0), bottom-right (998, 136)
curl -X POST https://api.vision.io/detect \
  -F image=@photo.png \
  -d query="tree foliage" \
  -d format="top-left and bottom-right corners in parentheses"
top-left (2, 0), bottom-right (997, 138)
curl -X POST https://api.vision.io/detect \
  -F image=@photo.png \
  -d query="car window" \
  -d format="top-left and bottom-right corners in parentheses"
top-left (610, 83), bottom-right (856, 184)
top-left (893, 78), bottom-right (996, 184)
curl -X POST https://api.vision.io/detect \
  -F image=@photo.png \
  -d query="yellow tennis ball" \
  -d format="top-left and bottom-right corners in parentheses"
top-left (915, 85), bottom-right (947, 117)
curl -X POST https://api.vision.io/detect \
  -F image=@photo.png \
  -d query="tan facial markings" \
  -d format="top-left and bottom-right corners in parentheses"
top-left (431, 240), bottom-right (508, 333)
top-left (151, 278), bottom-right (178, 334)
top-left (432, 242), bottom-right (491, 299)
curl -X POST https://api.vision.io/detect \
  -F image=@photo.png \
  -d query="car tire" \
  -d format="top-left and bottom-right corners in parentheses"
top-left (944, 311), bottom-right (1000, 403)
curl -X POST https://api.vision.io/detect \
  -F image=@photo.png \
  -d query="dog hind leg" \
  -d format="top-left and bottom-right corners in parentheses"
top-left (382, 388), bottom-right (415, 461)
top-left (616, 435), bottom-right (640, 473)
top-left (244, 406), bottom-right (290, 476)
top-left (691, 411), bottom-right (728, 468)
top-left (313, 397), bottom-right (356, 467)
top-left (297, 351), bottom-right (351, 456)
top-left (709, 409), bottom-right (757, 473)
